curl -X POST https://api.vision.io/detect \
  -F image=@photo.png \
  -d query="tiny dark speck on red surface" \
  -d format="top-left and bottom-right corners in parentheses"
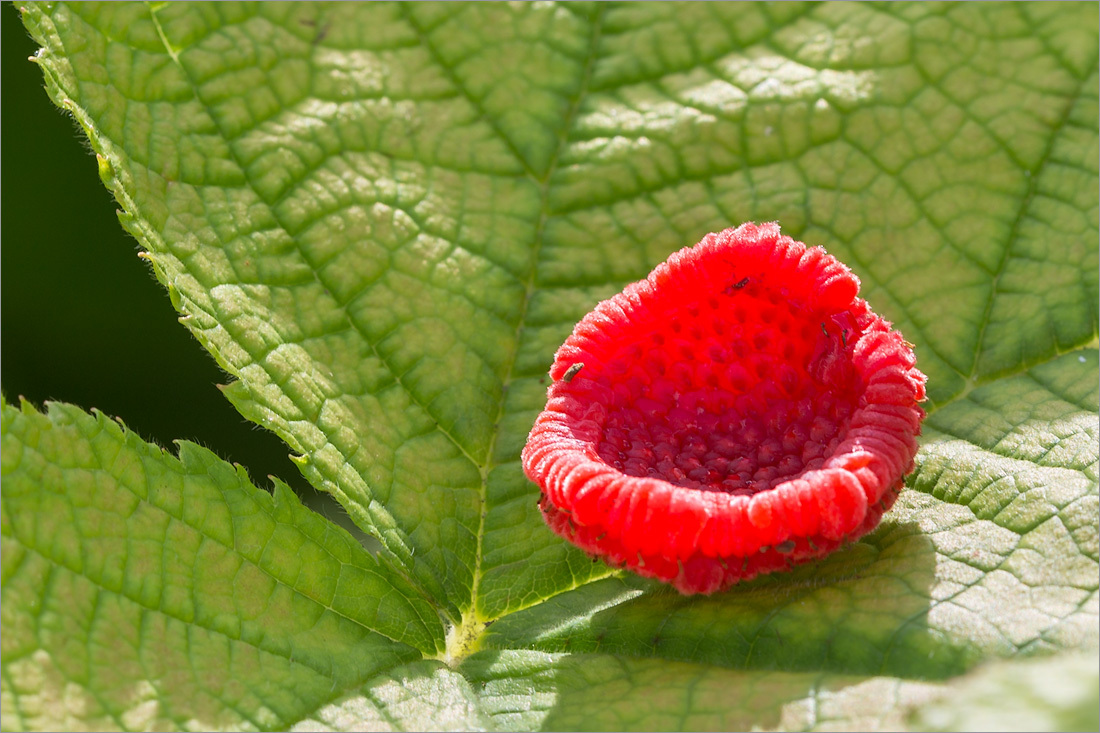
top-left (521, 223), bottom-right (927, 595)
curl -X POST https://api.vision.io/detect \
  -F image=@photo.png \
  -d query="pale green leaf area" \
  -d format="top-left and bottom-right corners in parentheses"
top-left (4, 1), bottom-right (1097, 730)
top-left (913, 652), bottom-right (1100, 733)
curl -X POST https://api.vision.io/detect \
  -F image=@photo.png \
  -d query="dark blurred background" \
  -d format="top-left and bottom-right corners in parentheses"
top-left (1, 5), bottom-right (358, 529)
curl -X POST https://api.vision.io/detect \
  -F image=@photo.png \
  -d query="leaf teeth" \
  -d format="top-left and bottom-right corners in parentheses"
top-left (523, 224), bottom-right (926, 595)
top-left (2, 398), bottom-right (448, 725)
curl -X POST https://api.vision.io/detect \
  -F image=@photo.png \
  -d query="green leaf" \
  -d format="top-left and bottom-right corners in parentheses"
top-left (913, 652), bottom-right (1100, 733)
top-left (0, 397), bottom-right (443, 730)
top-left (462, 650), bottom-right (944, 732)
top-left (7, 1), bottom-right (1099, 730)
top-left (464, 648), bottom-right (1100, 732)
top-left (291, 661), bottom-right (489, 732)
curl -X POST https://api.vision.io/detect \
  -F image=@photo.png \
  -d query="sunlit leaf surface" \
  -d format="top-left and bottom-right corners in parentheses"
top-left (5, 2), bottom-right (1096, 729)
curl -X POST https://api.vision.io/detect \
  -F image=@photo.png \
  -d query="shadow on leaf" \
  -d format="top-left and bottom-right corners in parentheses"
top-left (484, 517), bottom-right (970, 680)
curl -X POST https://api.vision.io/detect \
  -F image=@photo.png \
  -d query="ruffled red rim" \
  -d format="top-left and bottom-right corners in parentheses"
top-left (522, 223), bottom-right (927, 595)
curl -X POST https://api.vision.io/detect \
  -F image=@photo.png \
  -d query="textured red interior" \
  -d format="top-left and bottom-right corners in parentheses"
top-left (522, 223), bottom-right (926, 595)
top-left (593, 282), bottom-right (862, 496)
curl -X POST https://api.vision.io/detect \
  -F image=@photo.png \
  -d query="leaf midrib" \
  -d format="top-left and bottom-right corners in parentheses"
top-left (965, 55), bottom-right (1100, 382)
top-left (465, 5), bottom-right (608, 626)
top-left (134, 2), bottom-right (479, 621)
top-left (140, 1), bottom-right (614, 628)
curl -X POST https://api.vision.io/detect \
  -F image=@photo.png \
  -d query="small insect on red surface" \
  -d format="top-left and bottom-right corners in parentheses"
top-left (522, 223), bottom-right (927, 595)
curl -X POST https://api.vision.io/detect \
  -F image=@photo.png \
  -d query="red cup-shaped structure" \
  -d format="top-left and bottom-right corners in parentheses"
top-left (522, 223), bottom-right (927, 595)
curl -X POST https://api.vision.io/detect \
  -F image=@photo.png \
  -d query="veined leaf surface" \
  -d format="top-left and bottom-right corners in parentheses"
top-left (5, 2), bottom-right (1097, 730)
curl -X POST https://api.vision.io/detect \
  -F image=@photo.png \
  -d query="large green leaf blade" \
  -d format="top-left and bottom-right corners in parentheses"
top-left (481, 1), bottom-right (1100, 618)
top-left (21, 0), bottom-right (1099, 625)
top-left (11, 1), bottom-right (1100, 729)
top-left (18, 0), bottom-right (620, 623)
top-left (0, 398), bottom-right (442, 730)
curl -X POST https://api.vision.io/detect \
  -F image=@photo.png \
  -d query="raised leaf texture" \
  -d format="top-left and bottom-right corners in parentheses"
top-left (0, 398), bottom-right (442, 731)
top-left (8, 1), bottom-right (1099, 730)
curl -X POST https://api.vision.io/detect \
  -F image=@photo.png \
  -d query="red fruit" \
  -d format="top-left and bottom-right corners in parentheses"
top-left (522, 223), bottom-right (927, 595)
